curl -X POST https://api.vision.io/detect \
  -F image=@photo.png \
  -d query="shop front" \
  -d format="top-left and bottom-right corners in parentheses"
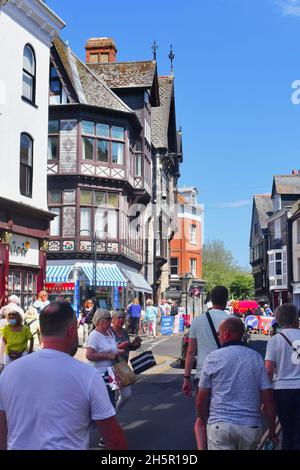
top-left (46, 261), bottom-right (127, 314)
top-left (2, 233), bottom-right (46, 310)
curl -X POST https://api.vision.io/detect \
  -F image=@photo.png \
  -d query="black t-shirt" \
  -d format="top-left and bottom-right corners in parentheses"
top-left (82, 306), bottom-right (96, 324)
top-left (170, 305), bottom-right (179, 316)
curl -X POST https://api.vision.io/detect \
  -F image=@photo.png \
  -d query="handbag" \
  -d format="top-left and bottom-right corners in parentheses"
top-left (114, 361), bottom-right (137, 387)
top-left (130, 350), bottom-right (156, 374)
top-left (8, 350), bottom-right (24, 360)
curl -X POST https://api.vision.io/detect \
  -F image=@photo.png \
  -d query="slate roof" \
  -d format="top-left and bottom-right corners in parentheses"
top-left (52, 37), bottom-right (132, 114)
top-left (88, 61), bottom-right (157, 89)
top-left (254, 194), bottom-right (272, 230)
top-left (272, 175), bottom-right (300, 195)
top-left (151, 76), bottom-right (174, 149)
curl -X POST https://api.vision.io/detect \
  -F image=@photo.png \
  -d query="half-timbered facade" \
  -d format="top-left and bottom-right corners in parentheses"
top-left (46, 38), bottom-right (153, 310)
top-left (87, 40), bottom-right (182, 303)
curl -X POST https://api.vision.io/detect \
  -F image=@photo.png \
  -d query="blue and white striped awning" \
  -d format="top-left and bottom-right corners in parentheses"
top-left (81, 263), bottom-right (127, 287)
top-left (122, 269), bottom-right (153, 294)
top-left (46, 265), bottom-right (73, 283)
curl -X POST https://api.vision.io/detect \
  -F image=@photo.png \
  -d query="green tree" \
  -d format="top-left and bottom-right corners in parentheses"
top-left (202, 239), bottom-right (254, 298)
top-left (230, 274), bottom-right (254, 299)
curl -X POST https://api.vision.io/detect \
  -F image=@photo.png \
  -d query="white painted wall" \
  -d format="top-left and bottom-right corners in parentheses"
top-left (0, 1), bottom-right (64, 211)
top-left (292, 219), bottom-right (300, 282)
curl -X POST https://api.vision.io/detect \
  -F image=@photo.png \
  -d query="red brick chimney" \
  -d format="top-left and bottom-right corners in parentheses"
top-left (85, 38), bottom-right (117, 64)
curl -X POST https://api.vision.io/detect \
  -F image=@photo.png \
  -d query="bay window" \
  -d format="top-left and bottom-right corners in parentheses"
top-left (81, 120), bottom-right (126, 165)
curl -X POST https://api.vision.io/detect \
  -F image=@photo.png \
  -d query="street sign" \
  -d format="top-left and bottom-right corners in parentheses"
top-left (161, 316), bottom-right (174, 335)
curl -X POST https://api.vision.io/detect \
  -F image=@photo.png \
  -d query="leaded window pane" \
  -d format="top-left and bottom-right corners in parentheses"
top-left (94, 191), bottom-right (106, 206)
top-left (81, 120), bottom-right (95, 135)
top-left (108, 193), bottom-right (118, 208)
top-left (111, 126), bottom-right (124, 140)
top-left (80, 190), bottom-right (93, 205)
top-left (96, 123), bottom-right (109, 137)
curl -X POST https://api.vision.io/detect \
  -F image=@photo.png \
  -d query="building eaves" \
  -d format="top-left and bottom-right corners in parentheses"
top-left (151, 76), bottom-right (174, 149)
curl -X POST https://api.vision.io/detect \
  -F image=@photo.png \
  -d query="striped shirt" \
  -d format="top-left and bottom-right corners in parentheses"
top-left (199, 343), bottom-right (271, 426)
top-left (189, 309), bottom-right (229, 378)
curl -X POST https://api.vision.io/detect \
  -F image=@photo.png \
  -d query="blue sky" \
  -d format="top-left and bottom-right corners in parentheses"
top-left (48, 0), bottom-right (300, 268)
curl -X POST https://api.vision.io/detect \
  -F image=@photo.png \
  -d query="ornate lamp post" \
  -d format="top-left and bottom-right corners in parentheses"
top-left (182, 272), bottom-right (194, 316)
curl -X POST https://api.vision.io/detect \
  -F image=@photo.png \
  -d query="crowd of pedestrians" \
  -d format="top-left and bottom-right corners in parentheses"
top-left (182, 286), bottom-right (300, 451)
top-left (1, 285), bottom-right (300, 451)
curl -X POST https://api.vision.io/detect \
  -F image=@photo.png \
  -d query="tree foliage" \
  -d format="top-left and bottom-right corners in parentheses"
top-left (230, 274), bottom-right (254, 299)
top-left (203, 239), bottom-right (253, 298)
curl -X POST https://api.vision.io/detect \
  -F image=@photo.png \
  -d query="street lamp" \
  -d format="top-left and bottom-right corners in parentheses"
top-left (182, 272), bottom-right (194, 317)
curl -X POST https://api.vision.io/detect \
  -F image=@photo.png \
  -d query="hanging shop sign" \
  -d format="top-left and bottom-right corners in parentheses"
top-left (9, 235), bottom-right (39, 266)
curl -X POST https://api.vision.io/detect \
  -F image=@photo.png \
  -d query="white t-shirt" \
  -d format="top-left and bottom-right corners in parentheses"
top-left (189, 309), bottom-right (229, 378)
top-left (265, 328), bottom-right (300, 389)
top-left (86, 329), bottom-right (118, 374)
top-left (0, 349), bottom-right (115, 450)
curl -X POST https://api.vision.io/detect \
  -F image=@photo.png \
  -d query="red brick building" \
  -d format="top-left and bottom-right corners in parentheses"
top-left (168, 187), bottom-right (205, 315)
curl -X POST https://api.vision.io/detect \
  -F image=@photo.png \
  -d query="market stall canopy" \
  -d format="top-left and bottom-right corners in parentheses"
top-left (46, 265), bottom-right (73, 283)
top-left (80, 263), bottom-right (127, 287)
top-left (122, 269), bottom-right (153, 294)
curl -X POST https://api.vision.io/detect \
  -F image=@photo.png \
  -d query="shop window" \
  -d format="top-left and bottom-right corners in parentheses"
top-left (8, 270), bottom-right (37, 310)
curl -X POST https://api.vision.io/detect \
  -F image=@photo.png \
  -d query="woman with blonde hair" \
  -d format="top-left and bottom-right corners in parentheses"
top-left (2, 310), bottom-right (33, 365)
top-left (24, 306), bottom-right (41, 351)
top-left (33, 290), bottom-right (50, 315)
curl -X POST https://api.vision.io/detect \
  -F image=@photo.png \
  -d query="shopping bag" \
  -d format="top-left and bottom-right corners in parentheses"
top-left (102, 367), bottom-right (120, 391)
top-left (130, 350), bottom-right (156, 374)
top-left (114, 361), bottom-right (137, 387)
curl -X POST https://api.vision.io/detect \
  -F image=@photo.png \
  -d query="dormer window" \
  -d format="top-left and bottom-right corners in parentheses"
top-left (49, 64), bottom-right (68, 104)
top-left (22, 45), bottom-right (36, 104)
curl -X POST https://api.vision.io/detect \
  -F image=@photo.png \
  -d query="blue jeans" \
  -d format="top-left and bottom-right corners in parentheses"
top-left (274, 389), bottom-right (300, 450)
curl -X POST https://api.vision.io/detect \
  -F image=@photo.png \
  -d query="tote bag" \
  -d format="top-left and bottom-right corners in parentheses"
top-left (130, 350), bottom-right (156, 374)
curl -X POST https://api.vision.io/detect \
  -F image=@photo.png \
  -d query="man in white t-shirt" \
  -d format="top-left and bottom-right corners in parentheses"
top-left (0, 301), bottom-right (127, 451)
top-left (182, 285), bottom-right (229, 449)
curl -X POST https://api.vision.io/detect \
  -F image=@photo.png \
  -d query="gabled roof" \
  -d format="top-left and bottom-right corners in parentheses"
top-left (253, 194), bottom-right (272, 230)
top-left (88, 60), bottom-right (160, 106)
top-left (151, 76), bottom-right (174, 149)
top-left (88, 60), bottom-right (157, 89)
top-left (272, 175), bottom-right (300, 196)
top-left (52, 37), bottom-right (133, 114)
